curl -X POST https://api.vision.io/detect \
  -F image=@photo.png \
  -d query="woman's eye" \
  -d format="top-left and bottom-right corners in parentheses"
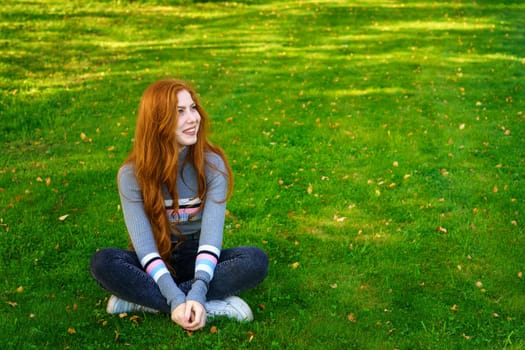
top-left (191, 105), bottom-right (198, 110)
top-left (178, 109), bottom-right (184, 114)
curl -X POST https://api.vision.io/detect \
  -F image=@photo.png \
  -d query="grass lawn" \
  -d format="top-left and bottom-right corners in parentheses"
top-left (1, 0), bottom-right (524, 348)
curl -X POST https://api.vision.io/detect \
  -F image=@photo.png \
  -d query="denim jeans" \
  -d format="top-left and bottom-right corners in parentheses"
top-left (90, 239), bottom-right (269, 313)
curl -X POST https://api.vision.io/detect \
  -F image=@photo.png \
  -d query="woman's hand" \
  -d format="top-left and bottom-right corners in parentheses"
top-left (171, 301), bottom-right (207, 331)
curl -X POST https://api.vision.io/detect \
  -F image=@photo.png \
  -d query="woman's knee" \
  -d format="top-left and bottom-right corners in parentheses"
top-left (245, 246), bottom-right (269, 280)
top-left (89, 248), bottom-right (128, 279)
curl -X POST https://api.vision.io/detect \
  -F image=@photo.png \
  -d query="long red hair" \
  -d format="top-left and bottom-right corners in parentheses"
top-left (125, 79), bottom-right (233, 266)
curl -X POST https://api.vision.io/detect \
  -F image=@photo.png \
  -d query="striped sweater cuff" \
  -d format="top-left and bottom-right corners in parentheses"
top-left (195, 244), bottom-right (220, 281)
top-left (141, 253), bottom-right (170, 282)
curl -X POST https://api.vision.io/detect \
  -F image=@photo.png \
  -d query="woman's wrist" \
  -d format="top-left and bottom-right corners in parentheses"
top-left (186, 279), bottom-right (208, 306)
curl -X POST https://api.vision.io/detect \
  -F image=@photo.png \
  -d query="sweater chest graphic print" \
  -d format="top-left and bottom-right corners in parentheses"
top-left (165, 197), bottom-right (202, 223)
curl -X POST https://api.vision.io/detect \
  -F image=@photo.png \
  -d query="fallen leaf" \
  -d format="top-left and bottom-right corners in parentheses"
top-left (518, 272), bottom-right (523, 279)
top-left (475, 281), bottom-right (483, 288)
top-left (118, 312), bottom-right (128, 318)
top-left (451, 304), bottom-right (458, 312)
top-left (330, 283), bottom-right (338, 289)
top-left (7, 301), bottom-right (17, 307)
top-left (210, 325), bottom-right (218, 334)
top-left (67, 328), bottom-right (76, 335)
top-left (347, 313), bottom-right (357, 323)
top-left (290, 262), bottom-right (299, 269)
top-left (436, 226), bottom-right (447, 233)
top-left (307, 183), bottom-right (313, 194)
top-left (129, 315), bottom-right (140, 325)
top-left (17, 286), bottom-right (23, 293)
top-left (247, 331), bottom-right (255, 342)
top-left (333, 214), bottom-right (346, 222)
top-left (58, 214), bottom-right (69, 221)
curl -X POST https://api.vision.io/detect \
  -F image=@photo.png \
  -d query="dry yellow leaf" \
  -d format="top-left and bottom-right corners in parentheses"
top-left (347, 313), bottom-right (357, 323)
top-left (333, 214), bottom-right (346, 223)
top-left (17, 286), bottom-right (23, 293)
top-left (307, 183), bottom-right (313, 194)
top-left (67, 328), bottom-right (76, 335)
top-left (436, 226), bottom-right (447, 233)
top-left (129, 315), bottom-right (140, 325)
top-left (58, 214), bottom-right (69, 221)
top-left (210, 325), bottom-right (218, 334)
top-left (247, 331), bottom-right (255, 342)
top-left (290, 262), bottom-right (299, 269)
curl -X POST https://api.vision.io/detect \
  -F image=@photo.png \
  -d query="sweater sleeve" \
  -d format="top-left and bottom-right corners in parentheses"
top-left (118, 164), bottom-right (186, 312)
top-left (186, 153), bottom-right (228, 305)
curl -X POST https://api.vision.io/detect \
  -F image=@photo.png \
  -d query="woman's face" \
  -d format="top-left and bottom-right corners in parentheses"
top-left (175, 89), bottom-right (201, 148)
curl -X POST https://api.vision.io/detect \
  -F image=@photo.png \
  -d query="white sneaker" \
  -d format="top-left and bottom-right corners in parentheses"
top-left (106, 295), bottom-right (159, 314)
top-left (205, 296), bottom-right (254, 322)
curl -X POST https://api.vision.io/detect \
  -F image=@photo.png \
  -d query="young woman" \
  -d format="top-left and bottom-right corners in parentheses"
top-left (90, 79), bottom-right (268, 331)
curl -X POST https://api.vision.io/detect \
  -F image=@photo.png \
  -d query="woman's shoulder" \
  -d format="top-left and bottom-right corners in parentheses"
top-left (118, 162), bottom-right (135, 177)
top-left (117, 162), bottom-right (139, 188)
top-left (205, 151), bottom-right (227, 172)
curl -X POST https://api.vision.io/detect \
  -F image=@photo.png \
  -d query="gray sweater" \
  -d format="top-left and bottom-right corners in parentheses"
top-left (117, 148), bottom-right (228, 311)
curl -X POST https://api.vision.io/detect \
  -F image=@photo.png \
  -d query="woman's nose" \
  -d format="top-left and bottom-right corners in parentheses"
top-left (189, 110), bottom-right (200, 122)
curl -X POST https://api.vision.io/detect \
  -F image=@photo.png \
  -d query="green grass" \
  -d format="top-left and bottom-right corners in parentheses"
top-left (1, 0), bottom-right (524, 348)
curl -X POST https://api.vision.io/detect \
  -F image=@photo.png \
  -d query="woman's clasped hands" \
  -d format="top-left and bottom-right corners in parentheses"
top-left (171, 301), bottom-right (207, 331)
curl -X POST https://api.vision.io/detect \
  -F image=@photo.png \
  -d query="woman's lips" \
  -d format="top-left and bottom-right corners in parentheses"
top-left (183, 127), bottom-right (196, 135)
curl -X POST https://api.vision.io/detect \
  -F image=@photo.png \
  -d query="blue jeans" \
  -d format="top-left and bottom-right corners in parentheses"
top-left (90, 239), bottom-right (268, 313)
